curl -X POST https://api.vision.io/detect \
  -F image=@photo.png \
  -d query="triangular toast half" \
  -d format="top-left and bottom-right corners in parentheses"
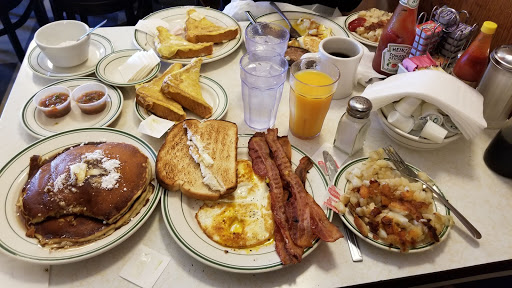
top-left (135, 63), bottom-right (186, 121)
top-left (155, 26), bottom-right (213, 59)
top-left (161, 57), bottom-right (213, 118)
top-left (185, 9), bottom-right (239, 43)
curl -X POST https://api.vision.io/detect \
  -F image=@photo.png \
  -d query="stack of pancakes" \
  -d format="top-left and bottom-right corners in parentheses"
top-left (17, 142), bottom-right (154, 248)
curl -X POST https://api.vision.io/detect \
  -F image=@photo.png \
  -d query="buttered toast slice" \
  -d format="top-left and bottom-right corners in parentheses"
top-left (156, 119), bottom-right (238, 200)
top-left (155, 26), bottom-right (213, 59)
top-left (135, 63), bottom-right (186, 121)
top-left (161, 57), bottom-right (213, 118)
top-left (185, 9), bottom-right (239, 43)
top-left (184, 119), bottom-right (238, 197)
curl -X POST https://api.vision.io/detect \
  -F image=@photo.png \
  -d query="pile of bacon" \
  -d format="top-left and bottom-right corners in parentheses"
top-left (248, 129), bottom-right (343, 265)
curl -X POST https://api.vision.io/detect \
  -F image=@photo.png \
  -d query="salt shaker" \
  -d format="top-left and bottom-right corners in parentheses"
top-left (333, 96), bottom-right (372, 155)
top-left (477, 45), bottom-right (512, 129)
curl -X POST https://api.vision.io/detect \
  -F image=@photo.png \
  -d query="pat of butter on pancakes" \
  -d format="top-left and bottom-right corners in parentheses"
top-left (195, 160), bottom-right (274, 249)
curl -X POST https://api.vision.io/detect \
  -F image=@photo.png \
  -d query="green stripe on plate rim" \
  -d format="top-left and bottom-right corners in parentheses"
top-left (28, 33), bottom-right (114, 79)
top-left (161, 134), bottom-right (329, 271)
top-left (135, 75), bottom-right (228, 121)
top-left (21, 77), bottom-right (123, 138)
top-left (256, 11), bottom-right (349, 38)
top-left (133, 6), bottom-right (242, 63)
top-left (0, 127), bottom-right (161, 261)
top-left (95, 49), bottom-right (161, 87)
top-left (333, 157), bottom-right (450, 252)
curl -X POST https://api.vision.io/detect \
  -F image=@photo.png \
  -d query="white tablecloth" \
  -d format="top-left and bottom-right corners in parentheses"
top-left (1, 17), bottom-right (512, 288)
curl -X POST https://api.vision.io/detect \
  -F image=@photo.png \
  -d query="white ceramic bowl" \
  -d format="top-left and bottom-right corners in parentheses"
top-left (71, 82), bottom-right (108, 115)
top-left (377, 109), bottom-right (462, 150)
top-left (33, 86), bottom-right (72, 118)
top-left (34, 20), bottom-right (90, 68)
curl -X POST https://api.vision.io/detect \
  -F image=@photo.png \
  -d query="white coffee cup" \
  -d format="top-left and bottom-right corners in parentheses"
top-left (302, 36), bottom-right (364, 99)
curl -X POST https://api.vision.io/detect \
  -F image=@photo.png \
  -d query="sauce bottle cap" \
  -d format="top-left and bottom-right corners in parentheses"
top-left (347, 96), bottom-right (372, 119)
top-left (481, 21), bottom-right (497, 34)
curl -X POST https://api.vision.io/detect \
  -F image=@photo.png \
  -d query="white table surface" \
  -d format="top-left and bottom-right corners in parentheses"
top-left (1, 18), bottom-right (512, 288)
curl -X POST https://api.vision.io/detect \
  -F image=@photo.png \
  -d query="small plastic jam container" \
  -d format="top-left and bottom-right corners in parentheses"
top-left (71, 83), bottom-right (108, 115)
top-left (33, 86), bottom-right (72, 118)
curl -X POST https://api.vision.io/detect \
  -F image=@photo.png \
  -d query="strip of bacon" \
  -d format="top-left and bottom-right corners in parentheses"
top-left (248, 135), bottom-right (303, 264)
top-left (265, 129), bottom-right (343, 245)
top-left (295, 156), bottom-right (314, 187)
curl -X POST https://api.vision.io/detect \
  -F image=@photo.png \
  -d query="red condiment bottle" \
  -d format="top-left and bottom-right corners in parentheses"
top-left (372, 0), bottom-right (419, 76)
top-left (452, 21), bottom-right (497, 88)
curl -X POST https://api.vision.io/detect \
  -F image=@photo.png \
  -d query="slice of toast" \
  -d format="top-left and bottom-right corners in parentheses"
top-left (185, 9), bottom-right (239, 43)
top-left (135, 63), bottom-right (186, 121)
top-left (161, 57), bottom-right (213, 118)
top-left (155, 26), bottom-right (213, 59)
top-left (156, 119), bottom-right (238, 200)
top-left (184, 119), bottom-right (238, 196)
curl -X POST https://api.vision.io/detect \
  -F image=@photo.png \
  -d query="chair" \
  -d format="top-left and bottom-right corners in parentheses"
top-left (49, 0), bottom-right (149, 26)
top-left (0, 0), bottom-right (49, 62)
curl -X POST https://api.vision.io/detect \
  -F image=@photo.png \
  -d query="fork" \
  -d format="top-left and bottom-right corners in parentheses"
top-left (383, 146), bottom-right (482, 239)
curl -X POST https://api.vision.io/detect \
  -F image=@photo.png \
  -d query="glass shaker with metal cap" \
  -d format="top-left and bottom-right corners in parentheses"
top-left (334, 96), bottom-right (373, 155)
top-left (477, 45), bottom-right (512, 129)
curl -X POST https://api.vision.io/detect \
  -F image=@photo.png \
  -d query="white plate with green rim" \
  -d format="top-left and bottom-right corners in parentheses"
top-left (344, 12), bottom-right (379, 47)
top-left (255, 11), bottom-right (349, 39)
top-left (28, 33), bottom-right (114, 79)
top-left (134, 75), bottom-right (228, 121)
top-left (0, 127), bottom-right (162, 264)
top-left (95, 49), bottom-right (161, 87)
top-left (134, 6), bottom-right (242, 64)
top-left (333, 157), bottom-right (451, 252)
top-left (21, 77), bottom-right (123, 138)
top-left (161, 134), bottom-right (332, 273)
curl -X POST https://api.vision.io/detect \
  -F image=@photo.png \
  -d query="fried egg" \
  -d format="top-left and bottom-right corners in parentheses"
top-left (195, 160), bottom-right (274, 249)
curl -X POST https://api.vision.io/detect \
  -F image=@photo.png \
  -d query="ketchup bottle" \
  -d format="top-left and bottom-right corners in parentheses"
top-left (452, 21), bottom-right (497, 88)
top-left (372, 0), bottom-right (419, 76)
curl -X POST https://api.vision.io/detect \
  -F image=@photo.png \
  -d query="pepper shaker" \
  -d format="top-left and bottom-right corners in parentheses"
top-left (334, 96), bottom-right (372, 155)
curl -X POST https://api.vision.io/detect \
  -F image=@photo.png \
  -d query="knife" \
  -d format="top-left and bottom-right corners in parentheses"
top-left (323, 150), bottom-right (363, 262)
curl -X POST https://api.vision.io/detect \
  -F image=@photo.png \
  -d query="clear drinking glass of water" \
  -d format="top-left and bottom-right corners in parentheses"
top-left (240, 50), bottom-right (288, 131)
top-left (245, 22), bottom-right (290, 55)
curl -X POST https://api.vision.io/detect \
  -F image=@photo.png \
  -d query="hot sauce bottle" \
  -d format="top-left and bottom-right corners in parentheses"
top-left (452, 21), bottom-right (497, 88)
top-left (372, 0), bottom-right (419, 76)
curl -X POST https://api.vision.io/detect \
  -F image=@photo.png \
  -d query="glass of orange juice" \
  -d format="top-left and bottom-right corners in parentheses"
top-left (289, 58), bottom-right (340, 139)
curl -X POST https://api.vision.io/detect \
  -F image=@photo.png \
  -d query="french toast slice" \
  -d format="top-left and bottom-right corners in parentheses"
top-left (161, 57), bottom-right (213, 118)
top-left (156, 119), bottom-right (238, 200)
top-left (155, 26), bottom-right (213, 59)
top-left (185, 9), bottom-right (239, 43)
top-left (135, 63), bottom-right (186, 121)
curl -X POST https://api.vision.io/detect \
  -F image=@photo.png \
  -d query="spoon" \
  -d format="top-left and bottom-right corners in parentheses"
top-left (245, 11), bottom-right (257, 25)
top-left (77, 19), bottom-right (107, 41)
top-left (269, 2), bottom-right (301, 39)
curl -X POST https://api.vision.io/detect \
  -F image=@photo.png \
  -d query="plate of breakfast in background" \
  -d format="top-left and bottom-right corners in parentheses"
top-left (0, 127), bottom-right (162, 264)
top-left (134, 57), bottom-right (228, 123)
top-left (344, 8), bottom-right (393, 47)
top-left (256, 11), bottom-right (349, 63)
top-left (134, 6), bottom-right (242, 64)
top-left (158, 123), bottom-right (342, 273)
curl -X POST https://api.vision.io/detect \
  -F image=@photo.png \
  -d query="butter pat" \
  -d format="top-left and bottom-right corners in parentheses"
top-left (138, 115), bottom-right (174, 138)
top-left (118, 50), bottom-right (160, 83)
top-left (119, 245), bottom-right (170, 288)
top-left (189, 11), bottom-right (204, 21)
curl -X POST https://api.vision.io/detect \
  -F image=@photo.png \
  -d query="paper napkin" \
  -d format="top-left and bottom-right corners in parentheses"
top-left (361, 69), bottom-right (487, 139)
top-left (135, 19), bottom-right (169, 37)
top-left (119, 245), bottom-right (170, 288)
top-left (356, 51), bottom-right (387, 87)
